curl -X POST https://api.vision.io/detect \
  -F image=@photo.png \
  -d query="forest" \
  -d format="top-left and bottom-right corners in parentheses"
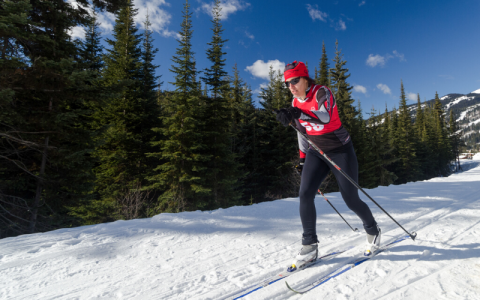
top-left (0, 0), bottom-right (462, 238)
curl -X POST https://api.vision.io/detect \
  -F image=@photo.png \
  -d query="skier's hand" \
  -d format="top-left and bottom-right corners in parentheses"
top-left (295, 158), bottom-right (305, 175)
top-left (274, 107), bottom-right (302, 127)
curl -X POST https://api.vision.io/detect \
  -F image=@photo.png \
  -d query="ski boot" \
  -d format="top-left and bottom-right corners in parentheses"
top-left (287, 243), bottom-right (318, 272)
top-left (364, 228), bottom-right (381, 256)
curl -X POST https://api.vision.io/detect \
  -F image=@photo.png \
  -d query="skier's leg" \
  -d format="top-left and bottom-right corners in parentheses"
top-left (299, 149), bottom-right (330, 245)
top-left (327, 143), bottom-right (379, 236)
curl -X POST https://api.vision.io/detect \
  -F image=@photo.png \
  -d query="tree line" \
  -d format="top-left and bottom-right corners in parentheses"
top-left (0, 0), bottom-right (461, 238)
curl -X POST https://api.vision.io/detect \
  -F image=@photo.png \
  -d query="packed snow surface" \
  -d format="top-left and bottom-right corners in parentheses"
top-left (2, 156), bottom-right (480, 300)
top-left (471, 89), bottom-right (480, 94)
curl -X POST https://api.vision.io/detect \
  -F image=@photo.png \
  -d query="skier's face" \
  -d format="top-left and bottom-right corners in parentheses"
top-left (286, 77), bottom-right (308, 98)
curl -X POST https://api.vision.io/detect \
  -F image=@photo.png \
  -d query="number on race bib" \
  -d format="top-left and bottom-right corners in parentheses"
top-left (300, 122), bottom-right (323, 132)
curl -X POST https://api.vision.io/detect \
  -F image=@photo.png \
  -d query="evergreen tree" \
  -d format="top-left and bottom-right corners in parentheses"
top-left (80, 10), bottom-right (104, 72)
top-left (414, 94), bottom-right (424, 137)
top-left (421, 102), bottom-right (439, 178)
top-left (432, 92), bottom-right (451, 176)
top-left (413, 94), bottom-right (428, 180)
top-left (366, 107), bottom-right (397, 186)
top-left (149, 0), bottom-right (209, 212)
top-left (317, 41), bottom-right (330, 86)
top-left (355, 102), bottom-right (378, 188)
top-left (330, 40), bottom-right (357, 132)
top-left (0, 0), bottom-right (109, 236)
top-left (228, 64), bottom-right (257, 204)
top-left (396, 80), bottom-right (418, 183)
top-left (201, 0), bottom-right (240, 207)
top-left (90, 0), bottom-right (158, 222)
top-left (141, 13), bottom-right (160, 102)
top-left (387, 106), bottom-right (402, 180)
top-left (448, 110), bottom-right (462, 172)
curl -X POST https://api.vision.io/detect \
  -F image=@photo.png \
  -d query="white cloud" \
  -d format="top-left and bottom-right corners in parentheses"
top-left (68, 26), bottom-right (86, 40)
top-left (245, 60), bottom-right (285, 80)
top-left (354, 85), bottom-right (367, 94)
top-left (366, 51), bottom-right (406, 67)
top-left (306, 4), bottom-right (328, 22)
top-left (407, 92), bottom-right (417, 101)
top-left (377, 83), bottom-right (391, 94)
top-left (97, 11), bottom-right (116, 33)
top-left (392, 50), bottom-right (406, 61)
top-left (245, 30), bottom-right (254, 40)
top-left (366, 54), bottom-right (386, 67)
top-left (359, 1), bottom-right (366, 6)
top-left (201, 0), bottom-right (250, 20)
top-left (67, 0), bottom-right (178, 39)
top-left (336, 19), bottom-right (346, 31)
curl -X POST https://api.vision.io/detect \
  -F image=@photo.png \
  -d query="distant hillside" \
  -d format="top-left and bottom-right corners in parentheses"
top-left (383, 89), bottom-right (480, 151)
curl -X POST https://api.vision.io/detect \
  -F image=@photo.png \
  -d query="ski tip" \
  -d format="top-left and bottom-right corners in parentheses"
top-left (285, 281), bottom-right (301, 294)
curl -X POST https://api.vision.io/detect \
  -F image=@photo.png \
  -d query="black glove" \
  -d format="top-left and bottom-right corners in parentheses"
top-left (295, 158), bottom-right (305, 175)
top-left (274, 107), bottom-right (302, 127)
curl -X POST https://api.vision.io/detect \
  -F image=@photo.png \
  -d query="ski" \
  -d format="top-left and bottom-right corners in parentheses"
top-left (285, 234), bottom-right (412, 294)
top-left (224, 246), bottom-right (354, 300)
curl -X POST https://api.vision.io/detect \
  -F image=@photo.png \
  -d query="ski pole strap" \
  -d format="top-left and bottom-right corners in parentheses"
top-left (290, 124), bottom-right (417, 241)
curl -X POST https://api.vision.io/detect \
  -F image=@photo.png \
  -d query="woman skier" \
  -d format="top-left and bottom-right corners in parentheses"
top-left (274, 61), bottom-right (381, 270)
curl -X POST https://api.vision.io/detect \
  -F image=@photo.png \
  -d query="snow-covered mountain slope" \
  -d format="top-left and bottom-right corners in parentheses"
top-left (2, 157), bottom-right (480, 300)
top-left (401, 90), bottom-right (480, 150)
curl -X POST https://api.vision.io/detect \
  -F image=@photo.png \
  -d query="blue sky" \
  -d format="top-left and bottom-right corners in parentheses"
top-left (71, 0), bottom-right (480, 116)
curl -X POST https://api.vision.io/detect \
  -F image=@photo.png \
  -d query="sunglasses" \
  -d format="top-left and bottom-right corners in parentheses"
top-left (285, 77), bottom-right (302, 88)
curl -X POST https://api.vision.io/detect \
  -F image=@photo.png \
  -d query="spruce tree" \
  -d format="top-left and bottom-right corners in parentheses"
top-left (317, 41), bottom-right (330, 86)
top-left (330, 40), bottom-right (357, 133)
top-left (90, 0), bottom-right (158, 222)
top-left (228, 64), bottom-right (257, 204)
top-left (355, 102), bottom-right (378, 188)
top-left (201, 0), bottom-right (240, 208)
top-left (141, 13), bottom-right (160, 102)
top-left (432, 92), bottom-right (451, 176)
top-left (421, 102), bottom-right (438, 178)
top-left (80, 10), bottom-right (104, 72)
top-left (366, 107), bottom-right (397, 187)
top-left (0, 0), bottom-right (109, 236)
top-left (149, 0), bottom-right (209, 212)
top-left (396, 81), bottom-right (418, 183)
top-left (412, 94), bottom-right (424, 179)
top-left (448, 110), bottom-right (462, 172)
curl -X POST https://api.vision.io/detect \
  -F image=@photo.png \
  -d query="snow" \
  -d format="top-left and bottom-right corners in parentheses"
top-left (2, 159), bottom-right (480, 300)
top-left (471, 89), bottom-right (480, 94)
top-left (440, 95), bottom-right (450, 101)
top-left (444, 95), bottom-right (475, 111)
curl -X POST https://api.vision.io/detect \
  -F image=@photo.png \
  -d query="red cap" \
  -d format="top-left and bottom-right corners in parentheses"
top-left (284, 61), bottom-right (309, 81)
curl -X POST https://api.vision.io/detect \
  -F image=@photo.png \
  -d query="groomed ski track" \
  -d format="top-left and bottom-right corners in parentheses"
top-left (1, 156), bottom-right (480, 300)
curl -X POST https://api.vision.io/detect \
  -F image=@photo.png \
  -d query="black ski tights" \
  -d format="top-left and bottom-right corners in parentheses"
top-left (299, 142), bottom-right (379, 245)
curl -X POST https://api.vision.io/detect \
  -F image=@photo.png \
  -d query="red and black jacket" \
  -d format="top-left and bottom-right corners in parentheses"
top-left (293, 84), bottom-right (351, 158)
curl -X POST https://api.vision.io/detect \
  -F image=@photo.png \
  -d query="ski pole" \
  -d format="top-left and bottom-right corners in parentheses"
top-left (318, 188), bottom-right (359, 232)
top-left (290, 123), bottom-right (417, 241)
